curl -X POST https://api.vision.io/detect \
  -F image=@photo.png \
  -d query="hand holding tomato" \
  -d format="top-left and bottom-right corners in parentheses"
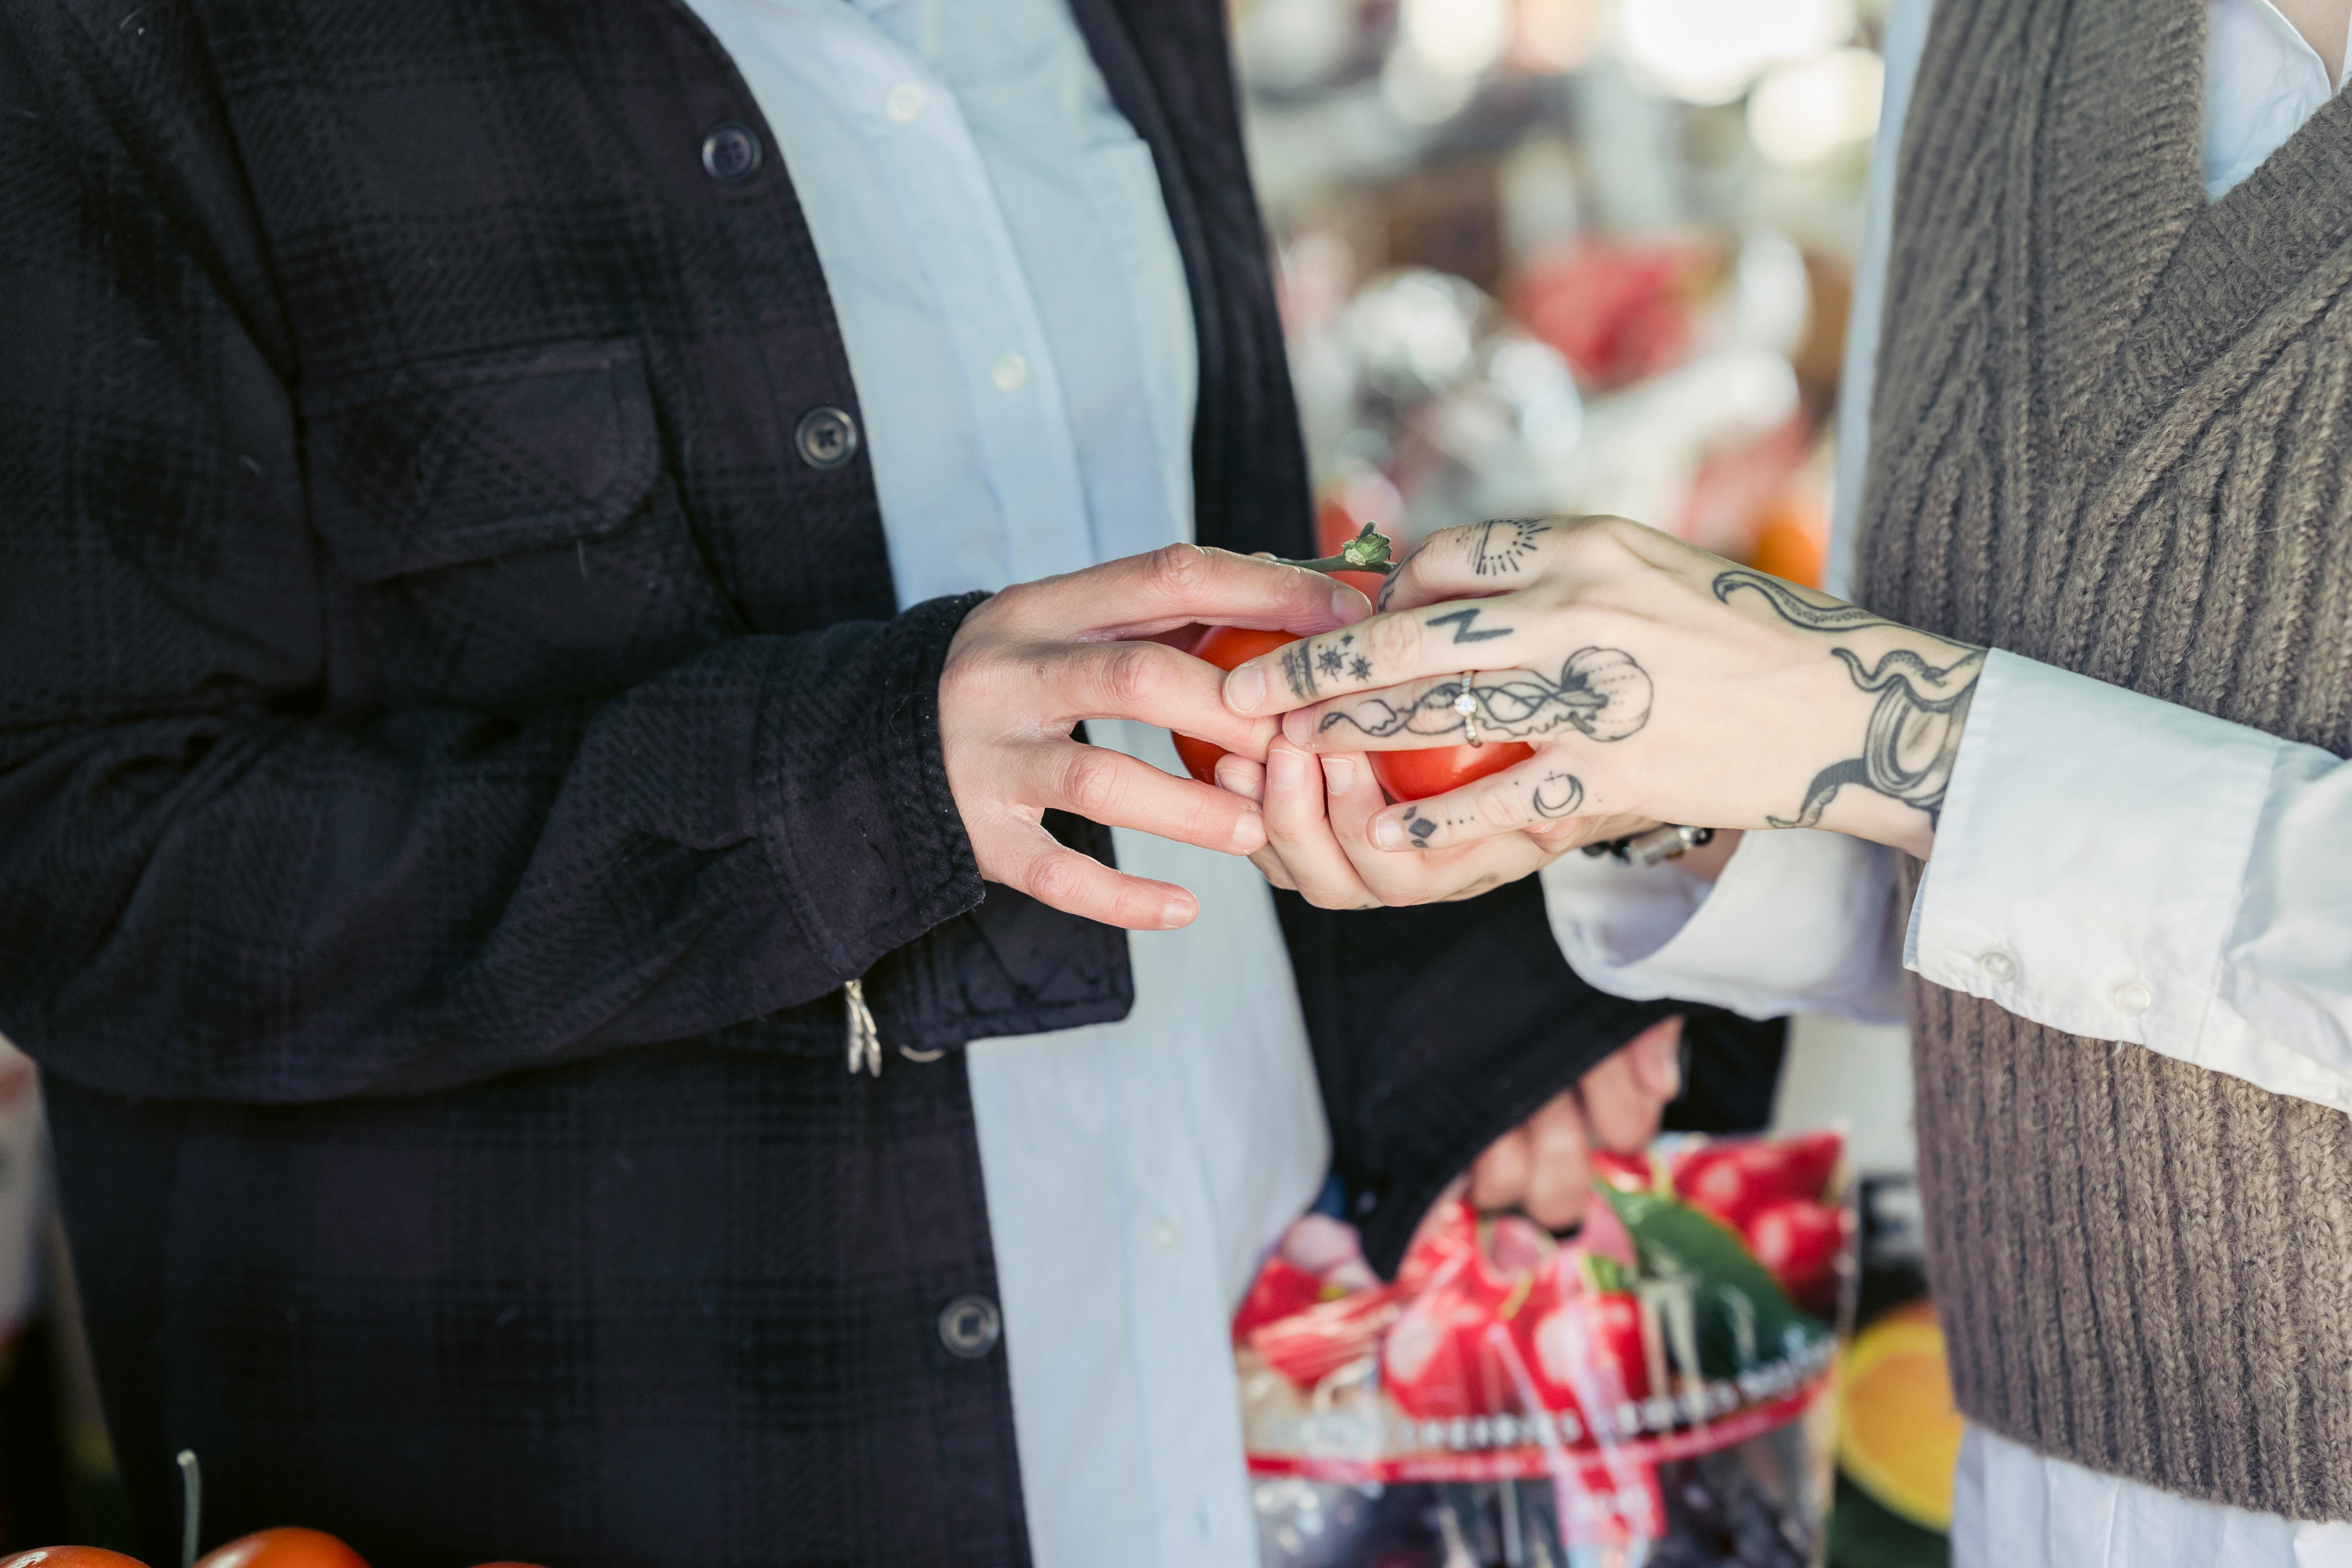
top-left (940, 544), bottom-right (1365, 929)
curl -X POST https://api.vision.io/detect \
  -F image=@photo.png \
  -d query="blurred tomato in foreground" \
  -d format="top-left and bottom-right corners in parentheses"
top-left (1745, 1197), bottom-right (1849, 1316)
top-left (196, 1529), bottom-right (367, 1568)
top-left (1521, 1287), bottom-right (1651, 1414)
top-left (2, 1550), bottom-right (151, 1568)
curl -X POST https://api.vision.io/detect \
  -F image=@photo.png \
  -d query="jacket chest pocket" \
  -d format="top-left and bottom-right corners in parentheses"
top-left (303, 339), bottom-right (736, 714)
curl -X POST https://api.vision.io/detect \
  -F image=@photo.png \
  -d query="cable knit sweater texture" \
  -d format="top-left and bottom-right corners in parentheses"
top-left (1858, 0), bottom-right (2352, 1520)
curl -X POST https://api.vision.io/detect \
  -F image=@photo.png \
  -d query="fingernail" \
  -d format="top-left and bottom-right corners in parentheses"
top-left (1161, 896), bottom-right (1194, 928)
top-left (1331, 584), bottom-right (1369, 622)
top-left (1283, 710), bottom-right (1314, 746)
top-left (1225, 664), bottom-right (1267, 714)
top-left (1320, 756), bottom-right (1356, 795)
top-left (1267, 746), bottom-right (1303, 788)
top-left (1371, 815), bottom-right (1405, 851)
top-left (1231, 812), bottom-right (1265, 852)
top-left (1215, 757), bottom-right (1263, 802)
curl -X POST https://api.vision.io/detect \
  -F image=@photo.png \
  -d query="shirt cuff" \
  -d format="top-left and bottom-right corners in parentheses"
top-left (1541, 828), bottom-right (1906, 1022)
top-left (1909, 648), bottom-right (2279, 1065)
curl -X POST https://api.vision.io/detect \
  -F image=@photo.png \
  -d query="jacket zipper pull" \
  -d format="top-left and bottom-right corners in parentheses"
top-left (843, 977), bottom-right (882, 1077)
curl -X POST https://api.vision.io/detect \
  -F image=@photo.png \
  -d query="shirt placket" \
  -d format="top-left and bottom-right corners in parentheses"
top-left (833, 40), bottom-right (1098, 586)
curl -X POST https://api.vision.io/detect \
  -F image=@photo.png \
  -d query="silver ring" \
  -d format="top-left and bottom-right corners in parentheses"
top-left (1452, 673), bottom-right (1482, 747)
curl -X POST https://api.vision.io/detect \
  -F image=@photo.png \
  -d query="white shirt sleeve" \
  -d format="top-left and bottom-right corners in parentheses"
top-left (1911, 649), bottom-right (2352, 1114)
top-left (1539, 829), bottom-right (1909, 1024)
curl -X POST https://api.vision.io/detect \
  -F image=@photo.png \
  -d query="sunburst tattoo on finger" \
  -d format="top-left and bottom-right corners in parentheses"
top-left (1470, 518), bottom-right (1549, 576)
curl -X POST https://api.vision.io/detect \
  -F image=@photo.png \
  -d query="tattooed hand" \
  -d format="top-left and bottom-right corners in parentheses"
top-left (940, 544), bottom-right (1369, 929)
top-left (1219, 516), bottom-right (1981, 870)
top-left (1210, 737), bottom-right (1655, 909)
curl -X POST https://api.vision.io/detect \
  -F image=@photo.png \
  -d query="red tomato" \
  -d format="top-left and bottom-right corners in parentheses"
top-left (1673, 1132), bottom-right (1843, 1232)
top-left (1249, 1287), bottom-right (1402, 1388)
top-left (1381, 1267), bottom-right (1519, 1419)
top-left (1172, 624), bottom-right (1301, 783)
top-left (1368, 742), bottom-right (1536, 804)
top-left (1382, 1212), bottom-right (1572, 1420)
top-left (1774, 1130), bottom-right (1845, 1203)
top-left (1520, 1289), bottom-right (1651, 1419)
top-left (195, 1529), bottom-right (368, 1568)
top-left (1744, 1198), bottom-right (1848, 1315)
top-left (2, 1550), bottom-right (151, 1568)
top-left (1169, 572), bottom-right (1385, 785)
top-left (1231, 1255), bottom-right (1328, 1341)
top-left (1395, 1198), bottom-right (1478, 1294)
top-left (1324, 569), bottom-right (1390, 601)
top-left (1589, 1149), bottom-right (1655, 1194)
top-left (1176, 570), bottom-right (1513, 799)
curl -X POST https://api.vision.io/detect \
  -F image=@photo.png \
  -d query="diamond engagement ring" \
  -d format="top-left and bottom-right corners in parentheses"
top-left (1453, 674), bottom-right (1481, 747)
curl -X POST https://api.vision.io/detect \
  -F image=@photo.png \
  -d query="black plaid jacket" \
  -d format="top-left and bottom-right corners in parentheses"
top-left (0, 0), bottom-right (1690, 1562)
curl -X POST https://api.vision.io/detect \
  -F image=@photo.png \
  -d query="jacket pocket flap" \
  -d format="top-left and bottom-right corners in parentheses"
top-left (304, 339), bottom-right (659, 580)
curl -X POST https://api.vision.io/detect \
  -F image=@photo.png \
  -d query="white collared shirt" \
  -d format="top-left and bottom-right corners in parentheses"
top-left (669, 2), bottom-right (1327, 1563)
top-left (1544, 2), bottom-right (2352, 1560)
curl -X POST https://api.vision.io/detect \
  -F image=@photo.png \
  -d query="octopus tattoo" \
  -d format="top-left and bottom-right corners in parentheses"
top-left (1713, 568), bottom-right (1984, 828)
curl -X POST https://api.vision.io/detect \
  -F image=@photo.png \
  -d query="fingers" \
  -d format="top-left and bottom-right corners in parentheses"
top-left (1255, 740), bottom-right (1379, 909)
top-left (1046, 639), bottom-right (1284, 757)
top-left (1351, 751), bottom-right (1597, 853)
top-left (1380, 517), bottom-right (1571, 610)
top-left (1517, 1090), bottom-right (1594, 1232)
top-left (1007, 543), bottom-right (1372, 642)
top-left (1469, 1124), bottom-right (1533, 1213)
top-left (982, 818), bottom-right (1201, 930)
top-left (1283, 640), bottom-right (1656, 753)
top-left (1221, 595), bottom-right (1537, 720)
top-left (1034, 742), bottom-right (1268, 856)
top-left (1577, 1016), bottom-right (1685, 1151)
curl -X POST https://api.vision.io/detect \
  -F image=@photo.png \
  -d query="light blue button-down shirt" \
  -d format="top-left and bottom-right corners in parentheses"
top-left (671, 2), bottom-right (1329, 1563)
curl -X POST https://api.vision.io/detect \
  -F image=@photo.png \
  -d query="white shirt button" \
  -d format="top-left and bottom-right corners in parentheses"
top-left (1148, 1219), bottom-right (1181, 1251)
top-left (1978, 950), bottom-right (2018, 983)
top-left (991, 352), bottom-right (1029, 392)
top-left (2112, 979), bottom-right (2153, 1015)
top-left (885, 82), bottom-right (925, 123)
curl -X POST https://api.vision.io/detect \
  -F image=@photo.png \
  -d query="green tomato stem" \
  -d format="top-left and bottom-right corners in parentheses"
top-left (1278, 521), bottom-right (1398, 577)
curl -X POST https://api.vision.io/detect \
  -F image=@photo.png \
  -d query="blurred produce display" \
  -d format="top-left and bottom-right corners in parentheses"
top-left (1241, 1130), bottom-right (1855, 1567)
top-left (1237, 0), bottom-right (1890, 584)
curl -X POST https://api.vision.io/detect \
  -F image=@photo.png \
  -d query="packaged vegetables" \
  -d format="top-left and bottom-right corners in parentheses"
top-left (1242, 1130), bottom-right (1853, 1566)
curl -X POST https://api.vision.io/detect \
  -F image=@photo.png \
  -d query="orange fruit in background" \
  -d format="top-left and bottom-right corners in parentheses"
top-left (1837, 1298), bottom-right (1965, 1530)
top-left (1748, 505), bottom-right (1828, 590)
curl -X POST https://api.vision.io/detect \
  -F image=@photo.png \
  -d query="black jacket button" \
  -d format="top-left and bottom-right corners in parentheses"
top-left (937, 1292), bottom-right (1002, 1359)
top-left (701, 121), bottom-right (762, 183)
top-left (795, 405), bottom-right (859, 470)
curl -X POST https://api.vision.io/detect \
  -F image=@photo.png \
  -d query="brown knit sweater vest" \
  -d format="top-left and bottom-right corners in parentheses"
top-left (1855, 0), bottom-right (2352, 1520)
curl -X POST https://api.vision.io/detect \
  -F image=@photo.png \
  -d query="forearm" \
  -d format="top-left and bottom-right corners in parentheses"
top-left (0, 604), bottom-right (985, 1102)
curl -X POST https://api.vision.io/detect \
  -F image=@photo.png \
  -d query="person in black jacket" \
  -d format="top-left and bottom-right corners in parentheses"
top-left (0, 0), bottom-right (1755, 1562)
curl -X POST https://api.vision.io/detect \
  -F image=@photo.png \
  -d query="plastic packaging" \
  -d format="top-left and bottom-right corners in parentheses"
top-left (1240, 1131), bottom-right (1854, 1567)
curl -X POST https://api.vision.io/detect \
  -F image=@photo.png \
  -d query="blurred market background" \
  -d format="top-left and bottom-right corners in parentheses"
top-left (0, 1), bottom-right (1957, 1561)
top-left (1227, 2), bottom-right (1950, 1560)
